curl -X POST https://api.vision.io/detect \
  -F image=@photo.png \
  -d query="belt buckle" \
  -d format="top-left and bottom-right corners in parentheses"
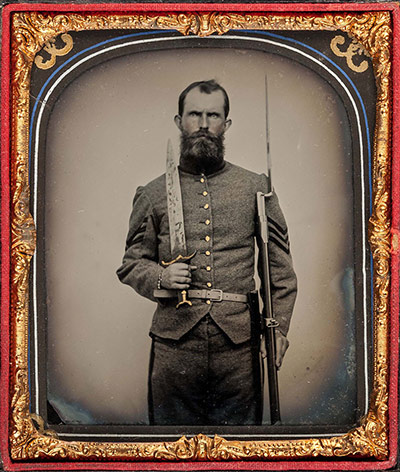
top-left (209, 289), bottom-right (223, 302)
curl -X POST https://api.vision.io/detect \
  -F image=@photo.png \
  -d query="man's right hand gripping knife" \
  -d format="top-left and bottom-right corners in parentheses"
top-left (161, 251), bottom-right (196, 308)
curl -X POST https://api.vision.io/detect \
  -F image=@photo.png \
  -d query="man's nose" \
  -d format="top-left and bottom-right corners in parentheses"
top-left (199, 113), bottom-right (208, 129)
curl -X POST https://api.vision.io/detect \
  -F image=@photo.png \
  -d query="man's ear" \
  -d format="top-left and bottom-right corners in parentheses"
top-left (225, 119), bottom-right (232, 132)
top-left (174, 115), bottom-right (182, 130)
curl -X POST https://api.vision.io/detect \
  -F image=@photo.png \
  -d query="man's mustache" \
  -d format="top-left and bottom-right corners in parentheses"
top-left (185, 130), bottom-right (219, 141)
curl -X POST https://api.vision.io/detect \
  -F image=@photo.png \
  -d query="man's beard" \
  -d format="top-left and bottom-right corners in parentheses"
top-left (179, 130), bottom-right (225, 174)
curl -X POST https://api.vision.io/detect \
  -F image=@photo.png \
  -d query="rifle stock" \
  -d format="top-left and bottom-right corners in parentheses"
top-left (256, 191), bottom-right (281, 425)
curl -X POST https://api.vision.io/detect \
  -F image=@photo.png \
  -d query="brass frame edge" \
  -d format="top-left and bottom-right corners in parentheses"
top-left (8, 10), bottom-right (392, 461)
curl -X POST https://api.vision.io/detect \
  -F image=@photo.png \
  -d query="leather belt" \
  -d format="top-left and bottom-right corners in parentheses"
top-left (154, 289), bottom-right (247, 303)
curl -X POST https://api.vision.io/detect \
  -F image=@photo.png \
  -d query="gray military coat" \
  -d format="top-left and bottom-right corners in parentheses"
top-left (117, 161), bottom-right (297, 344)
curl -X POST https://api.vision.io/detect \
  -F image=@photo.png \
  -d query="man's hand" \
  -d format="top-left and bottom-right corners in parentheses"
top-left (260, 331), bottom-right (289, 370)
top-left (160, 263), bottom-right (197, 290)
top-left (275, 331), bottom-right (289, 370)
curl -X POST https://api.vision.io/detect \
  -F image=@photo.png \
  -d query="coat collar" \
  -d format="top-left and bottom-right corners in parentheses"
top-left (178, 161), bottom-right (232, 179)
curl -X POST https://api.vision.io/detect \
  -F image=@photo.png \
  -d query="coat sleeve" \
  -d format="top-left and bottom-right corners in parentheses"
top-left (116, 186), bottom-right (161, 302)
top-left (258, 174), bottom-right (297, 337)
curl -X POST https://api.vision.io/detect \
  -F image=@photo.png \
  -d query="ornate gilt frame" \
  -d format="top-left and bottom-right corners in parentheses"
top-left (4, 4), bottom-right (396, 466)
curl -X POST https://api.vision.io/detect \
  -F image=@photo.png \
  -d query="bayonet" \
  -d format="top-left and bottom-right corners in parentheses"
top-left (265, 76), bottom-right (272, 195)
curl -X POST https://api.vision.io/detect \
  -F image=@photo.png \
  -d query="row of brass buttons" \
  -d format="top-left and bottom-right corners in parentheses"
top-left (201, 175), bottom-right (212, 298)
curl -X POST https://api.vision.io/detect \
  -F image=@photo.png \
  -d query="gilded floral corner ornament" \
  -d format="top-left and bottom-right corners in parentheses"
top-left (34, 33), bottom-right (74, 70)
top-left (330, 35), bottom-right (370, 73)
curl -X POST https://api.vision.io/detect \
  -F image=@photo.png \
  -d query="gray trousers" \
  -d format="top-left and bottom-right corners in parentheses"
top-left (148, 314), bottom-right (261, 425)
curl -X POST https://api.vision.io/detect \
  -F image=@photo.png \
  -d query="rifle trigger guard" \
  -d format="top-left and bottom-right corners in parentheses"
top-left (265, 318), bottom-right (280, 328)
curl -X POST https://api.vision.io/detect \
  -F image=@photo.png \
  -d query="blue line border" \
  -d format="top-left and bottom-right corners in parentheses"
top-left (29, 29), bottom-right (374, 405)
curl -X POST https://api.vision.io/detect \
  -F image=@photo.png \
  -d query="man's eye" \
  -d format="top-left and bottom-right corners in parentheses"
top-left (189, 112), bottom-right (200, 117)
top-left (209, 113), bottom-right (219, 119)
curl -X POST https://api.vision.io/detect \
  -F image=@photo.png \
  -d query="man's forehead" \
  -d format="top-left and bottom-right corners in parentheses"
top-left (183, 88), bottom-right (225, 111)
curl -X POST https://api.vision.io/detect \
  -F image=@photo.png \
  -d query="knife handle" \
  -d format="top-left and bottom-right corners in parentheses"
top-left (161, 252), bottom-right (196, 309)
top-left (161, 251), bottom-right (196, 267)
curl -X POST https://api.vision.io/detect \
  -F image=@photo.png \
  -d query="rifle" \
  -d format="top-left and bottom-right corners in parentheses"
top-left (247, 290), bottom-right (263, 424)
top-left (256, 191), bottom-right (281, 425)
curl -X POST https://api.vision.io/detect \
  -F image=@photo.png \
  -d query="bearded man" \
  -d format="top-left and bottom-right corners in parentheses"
top-left (117, 80), bottom-right (297, 426)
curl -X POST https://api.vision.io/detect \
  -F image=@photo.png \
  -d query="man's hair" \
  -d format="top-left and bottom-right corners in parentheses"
top-left (178, 80), bottom-right (230, 118)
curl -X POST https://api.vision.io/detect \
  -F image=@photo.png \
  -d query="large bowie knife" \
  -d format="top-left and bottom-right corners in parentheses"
top-left (161, 139), bottom-right (195, 308)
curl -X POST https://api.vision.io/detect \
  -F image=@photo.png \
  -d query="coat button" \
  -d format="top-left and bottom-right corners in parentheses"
top-left (206, 299), bottom-right (211, 305)
top-left (205, 219), bottom-right (210, 225)
top-left (203, 191), bottom-right (208, 196)
top-left (204, 204), bottom-right (209, 209)
top-left (200, 177), bottom-right (205, 183)
top-left (206, 266), bottom-right (211, 271)
top-left (207, 282), bottom-right (212, 288)
top-left (205, 250), bottom-right (211, 256)
top-left (205, 235), bottom-right (210, 242)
